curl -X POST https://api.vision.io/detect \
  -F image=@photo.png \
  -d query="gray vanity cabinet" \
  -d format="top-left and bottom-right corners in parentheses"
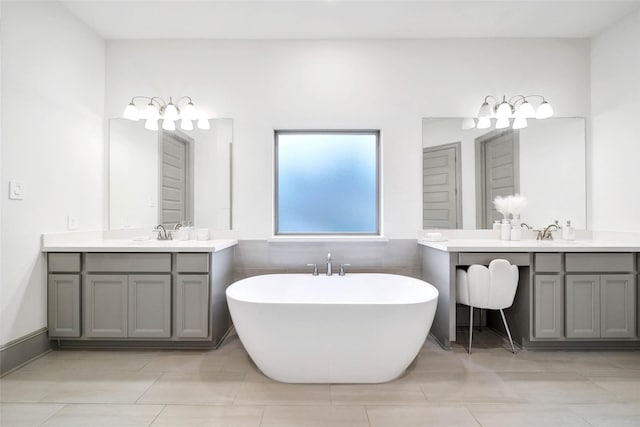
top-left (174, 253), bottom-right (210, 338)
top-left (47, 253), bottom-right (82, 338)
top-left (175, 275), bottom-right (209, 338)
top-left (84, 253), bottom-right (173, 338)
top-left (46, 248), bottom-right (235, 348)
top-left (85, 273), bottom-right (172, 338)
top-left (128, 275), bottom-right (171, 338)
top-left (84, 274), bottom-right (128, 338)
top-left (600, 274), bottom-right (635, 338)
top-left (533, 253), bottom-right (564, 339)
top-left (48, 274), bottom-right (81, 338)
top-left (566, 274), bottom-right (635, 339)
top-left (566, 275), bottom-right (600, 339)
top-left (533, 274), bottom-right (564, 339)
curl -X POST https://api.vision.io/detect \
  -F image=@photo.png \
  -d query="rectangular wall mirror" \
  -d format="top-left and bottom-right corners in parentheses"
top-left (422, 117), bottom-right (586, 230)
top-left (109, 118), bottom-right (233, 231)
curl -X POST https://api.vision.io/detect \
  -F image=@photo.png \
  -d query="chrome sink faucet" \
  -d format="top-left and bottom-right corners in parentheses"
top-left (154, 224), bottom-right (172, 240)
top-left (326, 253), bottom-right (333, 276)
top-left (538, 221), bottom-right (560, 240)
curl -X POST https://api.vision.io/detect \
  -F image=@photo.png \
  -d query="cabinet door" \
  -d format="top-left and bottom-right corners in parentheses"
top-left (48, 274), bottom-right (81, 337)
top-left (175, 275), bottom-right (209, 338)
top-left (566, 275), bottom-right (600, 339)
top-left (128, 275), bottom-right (171, 338)
top-left (534, 275), bottom-right (564, 339)
top-left (601, 274), bottom-right (635, 338)
top-left (85, 275), bottom-right (128, 337)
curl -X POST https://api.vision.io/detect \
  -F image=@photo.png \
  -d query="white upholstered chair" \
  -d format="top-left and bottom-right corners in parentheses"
top-left (456, 259), bottom-right (519, 354)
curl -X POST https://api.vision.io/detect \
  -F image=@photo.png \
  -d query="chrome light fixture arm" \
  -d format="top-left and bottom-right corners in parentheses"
top-left (123, 95), bottom-right (209, 131)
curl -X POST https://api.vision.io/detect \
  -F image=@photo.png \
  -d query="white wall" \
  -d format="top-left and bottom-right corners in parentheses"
top-left (0, 1), bottom-right (105, 345)
top-left (105, 39), bottom-right (590, 239)
top-left (591, 10), bottom-right (640, 232)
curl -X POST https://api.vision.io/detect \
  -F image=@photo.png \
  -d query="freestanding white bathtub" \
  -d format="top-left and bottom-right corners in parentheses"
top-left (226, 273), bottom-right (438, 383)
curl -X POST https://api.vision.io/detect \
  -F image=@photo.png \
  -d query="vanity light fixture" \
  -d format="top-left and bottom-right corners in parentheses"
top-left (123, 96), bottom-right (210, 131)
top-left (463, 95), bottom-right (553, 130)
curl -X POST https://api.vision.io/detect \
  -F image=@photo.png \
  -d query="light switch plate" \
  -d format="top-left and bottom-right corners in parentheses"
top-left (9, 180), bottom-right (24, 200)
top-left (67, 216), bottom-right (79, 230)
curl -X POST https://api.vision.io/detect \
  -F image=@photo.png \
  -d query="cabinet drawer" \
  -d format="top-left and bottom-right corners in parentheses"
top-left (565, 253), bottom-right (633, 273)
top-left (86, 253), bottom-right (171, 273)
top-left (48, 253), bottom-right (81, 272)
top-left (458, 252), bottom-right (529, 266)
top-left (176, 253), bottom-right (209, 273)
top-left (535, 253), bottom-right (562, 273)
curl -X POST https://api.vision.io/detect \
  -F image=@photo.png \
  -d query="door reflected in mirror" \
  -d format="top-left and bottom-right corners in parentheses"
top-left (109, 118), bottom-right (233, 231)
top-left (422, 118), bottom-right (586, 230)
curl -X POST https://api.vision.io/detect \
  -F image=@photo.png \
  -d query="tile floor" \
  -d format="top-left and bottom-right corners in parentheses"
top-left (0, 330), bottom-right (639, 426)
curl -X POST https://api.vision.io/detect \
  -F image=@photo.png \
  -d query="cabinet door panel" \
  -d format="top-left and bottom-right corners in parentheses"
top-left (566, 275), bottom-right (600, 339)
top-left (85, 275), bottom-right (128, 337)
top-left (48, 274), bottom-right (81, 337)
top-left (175, 275), bottom-right (209, 338)
top-left (128, 275), bottom-right (171, 338)
top-left (534, 275), bottom-right (564, 338)
top-left (601, 274), bottom-right (635, 338)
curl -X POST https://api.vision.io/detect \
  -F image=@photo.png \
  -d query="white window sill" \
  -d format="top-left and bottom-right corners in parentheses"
top-left (267, 235), bottom-right (389, 243)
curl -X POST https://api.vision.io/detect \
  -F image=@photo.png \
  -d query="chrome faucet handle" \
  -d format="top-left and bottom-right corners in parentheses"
top-left (339, 263), bottom-right (351, 276)
top-left (326, 252), bottom-right (333, 276)
top-left (153, 224), bottom-right (167, 240)
top-left (307, 263), bottom-right (319, 276)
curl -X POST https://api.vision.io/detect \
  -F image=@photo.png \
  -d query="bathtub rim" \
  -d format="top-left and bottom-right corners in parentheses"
top-left (226, 272), bottom-right (439, 306)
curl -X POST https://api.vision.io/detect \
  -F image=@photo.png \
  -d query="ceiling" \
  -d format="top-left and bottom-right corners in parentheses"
top-left (60, 0), bottom-right (640, 40)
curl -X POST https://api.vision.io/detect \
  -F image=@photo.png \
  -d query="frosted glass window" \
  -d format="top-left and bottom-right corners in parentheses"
top-left (275, 131), bottom-right (379, 235)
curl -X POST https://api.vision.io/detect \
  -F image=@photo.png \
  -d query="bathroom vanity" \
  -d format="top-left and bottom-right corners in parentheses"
top-left (420, 237), bottom-right (640, 350)
top-left (42, 235), bottom-right (237, 349)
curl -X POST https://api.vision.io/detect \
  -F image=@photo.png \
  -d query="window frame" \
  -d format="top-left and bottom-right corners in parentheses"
top-left (274, 129), bottom-right (381, 236)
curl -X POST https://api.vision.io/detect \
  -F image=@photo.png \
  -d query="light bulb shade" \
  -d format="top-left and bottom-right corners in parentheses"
top-left (536, 101), bottom-right (554, 119)
top-left (180, 118), bottom-right (194, 131)
top-left (144, 118), bottom-right (158, 131)
top-left (143, 103), bottom-right (160, 120)
top-left (477, 117), bottom-right (492, 129)
top-left (123, 103), bottom-right (139, 120)
top-left (461, 118), bottom-right (476, 130)
top-left (197, 117), bottom-right (210, 130)
top-left (512, 117), bottom-right (528, 129)
top-left (162, 119), bottom-right (176, 131)
top-left (477, 102), bottom-right (492, 119)
top-left (181, 102), bottom-right (198, 120)
top-left (164, 102), bottom-right (179, 120)
top-left (496, 101), bottom-right (513, 119)
top-left (495, 117), bottom-right (510, 129)
top-left (516, 100), bottom-right (536, 118)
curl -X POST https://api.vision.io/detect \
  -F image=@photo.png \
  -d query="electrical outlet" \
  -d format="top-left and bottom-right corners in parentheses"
top-left (9, 180), bottom-right (24, 200)
top-left (67, 216), bottom-right (79, 230)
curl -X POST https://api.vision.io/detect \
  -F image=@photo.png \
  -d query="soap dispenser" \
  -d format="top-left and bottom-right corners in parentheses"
top-left (562, 220), bottom-right (576, 241)
top-left (500, 219), bottom-right (511, 241)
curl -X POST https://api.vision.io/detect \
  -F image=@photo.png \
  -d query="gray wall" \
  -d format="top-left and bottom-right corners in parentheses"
top-left (233, 239), bottom-right (421, 280)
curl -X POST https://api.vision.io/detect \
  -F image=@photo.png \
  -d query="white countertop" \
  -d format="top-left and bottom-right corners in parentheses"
top-left (41, 230), bottom-right (238, 253)
top-left (418, 238), bottom-right (640, 252)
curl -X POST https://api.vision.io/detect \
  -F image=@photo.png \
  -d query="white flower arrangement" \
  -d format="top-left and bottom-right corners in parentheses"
top-left (493, 194), bottom-right (528, 220)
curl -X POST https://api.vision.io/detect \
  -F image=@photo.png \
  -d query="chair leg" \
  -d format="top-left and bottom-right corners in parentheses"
top-left (500, 309), bottom-right (517, 354)
top-left (468, 306), bottom-right (473, 355)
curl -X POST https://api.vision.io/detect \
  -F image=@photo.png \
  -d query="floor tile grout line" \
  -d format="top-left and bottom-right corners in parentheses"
top-left (134, 372), bottom-right (164, 405)
top-left (146, 403), bottom-right (166, 426)
top-left (36, 402), bottom-right (67, 427)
